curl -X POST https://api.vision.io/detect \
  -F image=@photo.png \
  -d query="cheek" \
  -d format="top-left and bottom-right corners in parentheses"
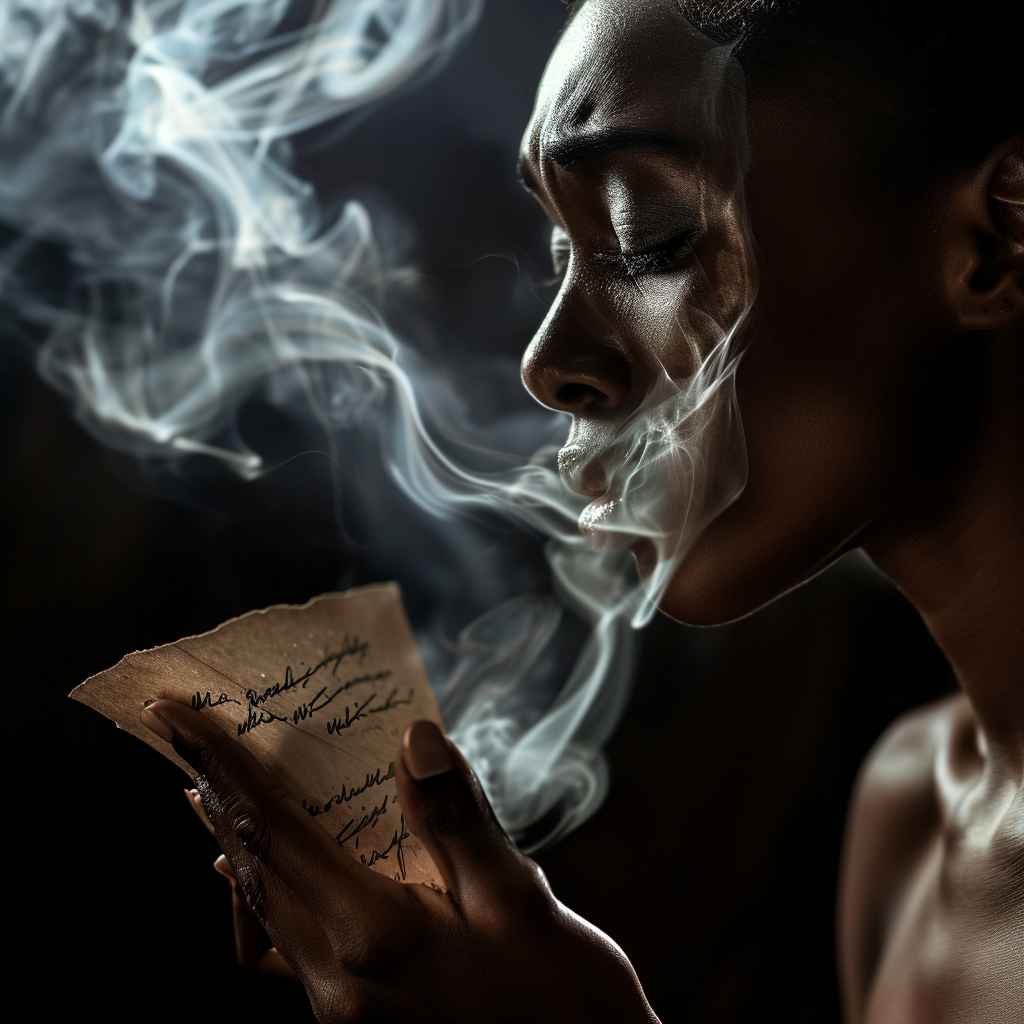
top-left (655, 372), bottom-right (891, 627)
top-left (600, 188), bottom-right (757, 378)
top-left (654, 221), bottom-right (947, 624)
top-left (618, 271), bottom-right (707, 375)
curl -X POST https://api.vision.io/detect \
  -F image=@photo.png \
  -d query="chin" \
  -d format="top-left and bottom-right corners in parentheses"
top-left (654, 576), bottom-right (767, 627)
top-left (635, 536), bottom-right (798, 628)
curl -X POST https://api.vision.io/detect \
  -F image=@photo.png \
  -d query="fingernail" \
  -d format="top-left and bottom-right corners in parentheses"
top-left (403, 721), bottom-right (455, 781)
top-left (213, 854), bottom-right (236, 883)
top-left (141, 705), bottom-right (174, 743)
top-left (184, 789), bottom-right (216, 835)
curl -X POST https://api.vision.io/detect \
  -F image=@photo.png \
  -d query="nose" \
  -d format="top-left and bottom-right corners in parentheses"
top-left (521, 289), bottom-right (634, 415)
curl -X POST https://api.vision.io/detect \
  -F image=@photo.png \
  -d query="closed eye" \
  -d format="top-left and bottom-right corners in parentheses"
top-left (597, 230), bottom-right (697, 278)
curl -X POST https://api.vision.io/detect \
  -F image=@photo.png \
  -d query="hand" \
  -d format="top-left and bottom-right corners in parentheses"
top-left (185, 787), bottom-right (300, 980)
top-left (144, 701), bottom-right (660, 1024)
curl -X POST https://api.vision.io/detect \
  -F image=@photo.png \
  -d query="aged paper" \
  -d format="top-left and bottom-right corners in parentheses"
top-left (70, 584), bottom-right (444, 888)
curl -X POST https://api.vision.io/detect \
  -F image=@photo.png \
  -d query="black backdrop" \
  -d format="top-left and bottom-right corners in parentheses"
top-left (3, 3), bottom-right (954, 1020)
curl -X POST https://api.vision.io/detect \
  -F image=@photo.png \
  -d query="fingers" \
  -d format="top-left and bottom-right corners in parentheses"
top-left (187, 789), bottom-right (308, 972)
top-left (184, 788), bottom-right (216, 834)
top-left (189, 797), bottom-right (286, 969)
top-left (251, 949), bottom-right (301, 981)
top-left (397, 721), bottom-right (538, 905)
top-left (189, 788), bottom-right (313, 980)
top-left (213, 852), bottom-right (236, 882)
top-left (214, 855), bottom-right (300, 982)
top-left (216, 854), bottom-right (273, 965)
top-left (142, 700), bottom-right (383, 916)
top-left (148, 700), bottom-right (376, 884)
top-left (197, 772), bottom-right (331, 977)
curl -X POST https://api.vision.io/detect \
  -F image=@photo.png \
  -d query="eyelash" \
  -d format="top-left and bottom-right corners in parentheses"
top-left (549, 229), bottom-right (695, 282)
top-left (597, 232), bottom-right (697, 278)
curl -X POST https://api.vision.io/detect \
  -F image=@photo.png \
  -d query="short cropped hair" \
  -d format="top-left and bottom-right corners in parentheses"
top-left (568, 1), bottom-right (1023, 199)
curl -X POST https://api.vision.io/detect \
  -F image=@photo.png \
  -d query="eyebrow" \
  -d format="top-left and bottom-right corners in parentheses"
top-left (517, 127), bottom-right (691, 193)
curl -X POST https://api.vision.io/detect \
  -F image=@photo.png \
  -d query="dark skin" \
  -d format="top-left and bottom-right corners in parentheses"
top-left (143, 1), bottom-right (1024, 1020)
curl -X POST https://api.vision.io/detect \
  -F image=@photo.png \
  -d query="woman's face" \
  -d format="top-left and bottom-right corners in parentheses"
top-left (519, 0), bottom-right (957, 625)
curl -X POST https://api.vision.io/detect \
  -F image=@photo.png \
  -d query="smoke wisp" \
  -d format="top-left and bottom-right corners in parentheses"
top-left (0, 0), bottom-right (755, 848)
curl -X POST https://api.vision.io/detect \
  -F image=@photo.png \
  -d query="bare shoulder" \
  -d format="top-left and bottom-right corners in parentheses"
top-left (836, 693), bottom-right (968, 1023)
top-left (855, 694), bottom-right (966, 811)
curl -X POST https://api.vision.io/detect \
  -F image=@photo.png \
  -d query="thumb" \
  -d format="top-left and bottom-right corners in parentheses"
top-left (396, 721), bottom-right (530, 901)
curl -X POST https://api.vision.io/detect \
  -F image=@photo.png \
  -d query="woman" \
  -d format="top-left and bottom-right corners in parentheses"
top-left (141, 0), bottom-right (1024, 1020)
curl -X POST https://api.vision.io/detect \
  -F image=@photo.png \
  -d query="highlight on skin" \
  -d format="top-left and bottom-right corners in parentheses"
top-left (520, 1), bottom-right (757, 620)
top-left (0, 0), bottom-right (755, 846)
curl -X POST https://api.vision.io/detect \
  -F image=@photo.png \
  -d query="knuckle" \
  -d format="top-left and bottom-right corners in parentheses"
top-left (197, 762), bottom-right (291, 857)
top-left (205, 783), bottom-right (290, 858)
top-left (234, 808), bottom-right (270, 855)
top-left (221, 791), bottom-right (270, 854)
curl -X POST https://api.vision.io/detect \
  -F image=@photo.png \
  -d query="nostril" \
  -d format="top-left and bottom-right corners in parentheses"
top-left (557, 382), bottom-right (607, 408)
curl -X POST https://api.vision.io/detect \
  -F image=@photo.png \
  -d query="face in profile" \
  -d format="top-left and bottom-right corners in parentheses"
top-left (520, 0), bottom-right (970, 625)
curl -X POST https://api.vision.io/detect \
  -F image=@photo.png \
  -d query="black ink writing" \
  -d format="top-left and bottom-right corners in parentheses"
top-left (325, 694), bottom-right (375, 735)
top-left (314, 679), bottom-right (408, 736)
top-left (245, 637), bottom-right (374, 708)
top-left (367, 687), bottom-right (414, 716)
top-left (289, 684), bottom-right (343, 725)
top-left (237, 703), bottom-right (288, 736)
top-left (335, 670), bottom-right (393, 695)
top-left (191, 691), bottom-right (240, 711)
top-left (360, 813), bottom-right (410, 881)
top-left (335, 795), bottom-right (389, 847)
top-left (302, 763), bottom-right (395, 817)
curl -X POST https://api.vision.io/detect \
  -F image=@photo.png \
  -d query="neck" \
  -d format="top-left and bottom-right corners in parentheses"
top-left (866, 326), bottom-right (1024, 777)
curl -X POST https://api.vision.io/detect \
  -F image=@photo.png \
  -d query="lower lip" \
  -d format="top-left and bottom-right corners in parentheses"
top-left (578, 496), bottom-right (620, 535)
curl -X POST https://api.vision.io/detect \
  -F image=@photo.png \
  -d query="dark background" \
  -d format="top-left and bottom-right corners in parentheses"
top-left (3, 2), bottom-right (954, 1020)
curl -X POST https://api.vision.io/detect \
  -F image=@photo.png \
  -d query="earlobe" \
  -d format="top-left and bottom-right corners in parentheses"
top-left (958, 136), bottom-right (1024, 331)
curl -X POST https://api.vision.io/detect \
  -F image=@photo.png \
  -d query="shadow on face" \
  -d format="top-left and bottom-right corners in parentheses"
top-left (518, 0), bottom-right (1004, 626)
top-left (519, 0), bottom-right (756, 617)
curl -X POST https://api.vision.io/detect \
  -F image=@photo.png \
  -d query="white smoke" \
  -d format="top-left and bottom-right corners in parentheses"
top-left (0, 0), bottom-right (754, 849)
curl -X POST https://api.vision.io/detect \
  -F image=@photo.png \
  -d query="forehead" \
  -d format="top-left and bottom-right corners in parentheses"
top-left (523, 0), bottom-right (737, 167)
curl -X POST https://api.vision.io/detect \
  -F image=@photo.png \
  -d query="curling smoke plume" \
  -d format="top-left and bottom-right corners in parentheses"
top-left (0, 0), bottom-right (754, 847)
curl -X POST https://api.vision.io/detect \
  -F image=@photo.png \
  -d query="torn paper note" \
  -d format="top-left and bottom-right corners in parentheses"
top-left (70, 584), bottom-right (444, 888)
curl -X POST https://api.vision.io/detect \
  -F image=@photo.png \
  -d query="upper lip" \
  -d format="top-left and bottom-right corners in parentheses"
top-left (557, 443), bottom-right (613, 498)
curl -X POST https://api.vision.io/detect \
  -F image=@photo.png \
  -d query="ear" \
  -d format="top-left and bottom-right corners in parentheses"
top-left (953, 135), bottom-right (1024, 331)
